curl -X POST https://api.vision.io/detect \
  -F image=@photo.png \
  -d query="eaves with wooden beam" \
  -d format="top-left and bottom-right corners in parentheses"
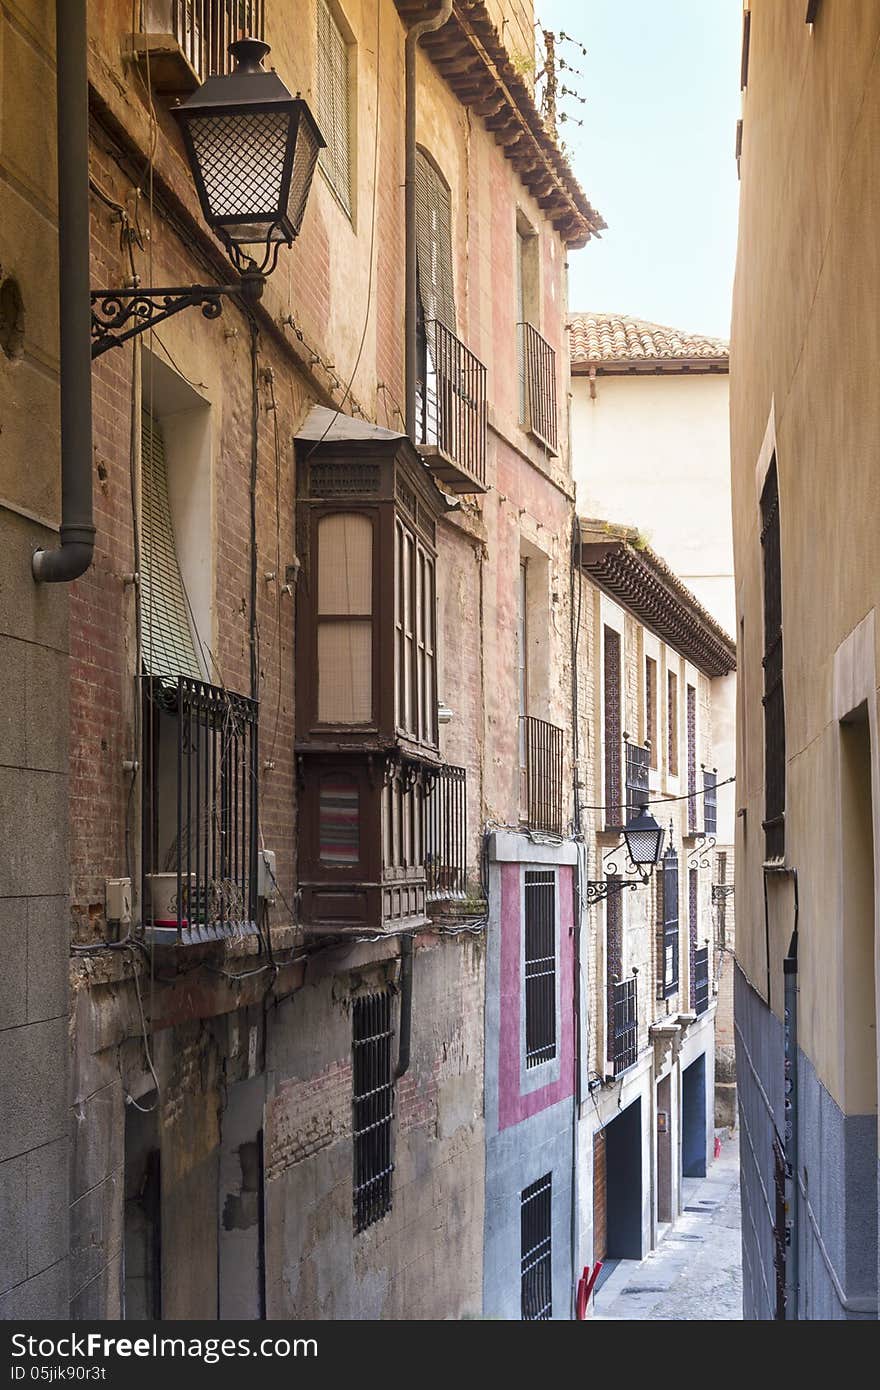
top-left (577, 519), bottom-right (737, 678)
top-left (395, 0), bottom-right (605, 248)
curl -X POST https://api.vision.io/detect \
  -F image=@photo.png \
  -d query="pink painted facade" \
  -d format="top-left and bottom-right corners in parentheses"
top-left (497, 863), bottom-right (575, 1131)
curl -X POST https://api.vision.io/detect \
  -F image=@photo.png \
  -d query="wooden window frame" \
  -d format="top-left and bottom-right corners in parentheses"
top-left (317, 0), bottom-right (354, 216)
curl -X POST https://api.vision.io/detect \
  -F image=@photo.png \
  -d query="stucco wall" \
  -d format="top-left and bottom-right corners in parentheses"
top-left (0, 0), bottom-right (71, 1319)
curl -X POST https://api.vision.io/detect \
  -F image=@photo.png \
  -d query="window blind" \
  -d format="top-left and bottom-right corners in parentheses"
top-left (415, 150), bottom-right (456, 330)
top-left (140, 412), bottom-right (201, 682)
top-left (317, 0), bottom-right (352, 213)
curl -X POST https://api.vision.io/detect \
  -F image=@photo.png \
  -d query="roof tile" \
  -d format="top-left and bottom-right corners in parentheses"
top-left (569, 312), bottom-right (729, 366)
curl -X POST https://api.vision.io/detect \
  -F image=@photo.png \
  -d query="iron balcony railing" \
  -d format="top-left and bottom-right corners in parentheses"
top-left (625, 738), bottom-right (650, 820)
top-left (416, 319), bottom-right (487, 491)
top-left (520, 1173), bottom-right (553, 1320)
top-left (521, 715), bottom-right (565, 836)
top-left (611, 977), bottom-right (638, 1076)
top-left (703, 769), bottom-right (718, 835)
top-left (169, 1), bottom-right (266, 82)
top-left (143, 675), bottom-right (259, 941)
top-left (425, 764), bottom-right (468, 900)
top-left (694, 946), bottom-right (710, 1016)
top-left (518, 321), bottom-right (558, 453)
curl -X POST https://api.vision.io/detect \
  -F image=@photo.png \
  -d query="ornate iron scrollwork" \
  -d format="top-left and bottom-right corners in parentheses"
top-left (90, 284), bottom-right (240, 357)
top-left (687, 833), bottom-right (716, 871)
top-left (585, 875), bottom-right (649, 907)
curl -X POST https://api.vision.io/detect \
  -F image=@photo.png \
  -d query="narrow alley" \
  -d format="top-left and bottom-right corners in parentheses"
top-left (594, 1133), bottom-right (742, 1321)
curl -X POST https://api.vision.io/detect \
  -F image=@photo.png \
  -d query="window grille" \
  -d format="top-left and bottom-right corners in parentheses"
top-left (761, 457), bottom-right (785, 861)
top-left (521, 715), bottom-right (565, 835)
top-left (168, 1), bottom-right (266, 83)
top-left (611, 976), bottom-right (637, 1075)
top-left (425, 764), bottom-right (467, 900)
top-left (517, 321), bottom-right (558, 453)
top-left (645, 655), bottom-right (657, 769)
top-left (687, 685), bottom-right (697, 832)
top-left (521, 1174), bottom-right (552, 1320)
top-left (141, 412), bottom-right (201, 683)
top-left (142, 675), bottom-right (259, 940)
top-left (524, 870), bottom-right (556, 1068)
top-left (703, 770), bottom-right (718, 835)
top-left (605, 879), bottom-right (622, 1066)
top-left (689, 866), bottom-right (698, 1009)
top-left (667, 670), bottom-right (679, 776)
top-left (317, 0), bottom-right (352, 213)
top-left (604, 626), bottom-right (622, 827)
top-left (694, 946), bottom-right (710, 1016)
top-left (659, 844), bottom-right (679, 997)
top-left (352, 990), bottom-right (394, 1233)
top-left (625, 740), bottom-right (650, 819)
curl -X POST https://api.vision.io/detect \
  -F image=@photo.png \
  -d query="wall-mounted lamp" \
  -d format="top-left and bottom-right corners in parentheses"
top-left (585, 805), bottom-right (666, 906)
top-left (90, 39), bottom-right (324, 357)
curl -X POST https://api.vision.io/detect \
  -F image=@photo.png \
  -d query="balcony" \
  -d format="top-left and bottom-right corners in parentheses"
top-left (142, 676), bottom-right (259, 943)
top-left (416, 319), bottom-right (488, 494)
top-left (610, 977), bottom-right (638, 1076)
top-left (131, 1), bottom-right (266, 91)
top-left (518, 321), bottom-right (558, 454)
top-left (694, 946), bottom-right (710, 1016)
top-left (521, 715), bottom-right (565, 836)
top-left (425, 764), bottom-right (468, 901)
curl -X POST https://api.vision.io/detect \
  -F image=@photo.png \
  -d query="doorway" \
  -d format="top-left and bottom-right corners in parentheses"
top-left (682, 1054), bottom-right (707, 1178)
top-left (604, 1098), bottom-right (643, 1259)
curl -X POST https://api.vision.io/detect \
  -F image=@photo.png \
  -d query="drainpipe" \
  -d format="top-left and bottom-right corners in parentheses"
top-left (404, 0), bottom-right (453, 437)
top-left (394, 932), bottom-right (413, 1080)
top-left (33, 0), bottom-right (95, 583)
top-left (782, 871), bottom-right (799, 1320)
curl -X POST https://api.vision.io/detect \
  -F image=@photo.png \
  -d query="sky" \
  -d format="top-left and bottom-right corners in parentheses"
top-left (535, 0), bottom-right (742, 339)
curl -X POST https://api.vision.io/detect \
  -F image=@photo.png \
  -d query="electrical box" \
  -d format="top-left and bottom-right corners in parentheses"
top-left (257, 849), bottom-right (277, 903)
top-left (106, 877), bottom-right (132, 924)
top-left (657, 1110), bottom-right (669, 1135)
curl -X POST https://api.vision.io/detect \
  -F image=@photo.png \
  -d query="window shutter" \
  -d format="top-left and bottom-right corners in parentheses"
top-left (317, 0), bottom-right (351, 212)
top-left (140, 412), bottom-right (201, 682)
top-left (415, 151), bottom-right (455, 330)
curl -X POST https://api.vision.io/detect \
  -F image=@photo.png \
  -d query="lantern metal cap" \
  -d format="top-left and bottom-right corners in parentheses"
top-left (172, 36), bottom-right (295, 113)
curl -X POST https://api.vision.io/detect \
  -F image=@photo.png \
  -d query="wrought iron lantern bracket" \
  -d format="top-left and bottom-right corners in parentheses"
top-left (712, 882), bottom-right (736, 904)
top-left (585, 872), bottom-right (650, 907)
top-left (90, 275), bottom-right (264, 358)
top-left (687, 832), bottom-right (717, 871)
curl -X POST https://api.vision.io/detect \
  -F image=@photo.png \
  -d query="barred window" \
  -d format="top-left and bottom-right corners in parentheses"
top-left (317, 0), bottom-right (352, 213)
top-left (524, 870), bottom-right (556, 1068)
top-left (521, 1174), bottom-right (552, 1320)
top-left (667, 669), bottom-right (679, 777)
top-left (645, 656), bottom-right (657, 769)
top-left (352, 991), bottom-right (394, 1233)
top-left (604, 626), bottom-right (622, 826)
top-left (659, 845), bottom-right (679, 998)
top-left (761, 457), bottom-right (785, 861)
top-left (687, 684), bottom-right (697, 832)
top-left (703, 770), bottom-right (718, 835)
top-left (688, 866), bottom-right (699, 1009)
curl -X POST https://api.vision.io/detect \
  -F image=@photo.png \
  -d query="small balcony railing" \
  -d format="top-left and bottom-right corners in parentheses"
top-left (416, 319), bottom-right (487, 494)
top-left (625, 738), bottom-right (650, 819)
top-left (521, 715), bottom-right (565, 836)
top-left (425, 764), bottom-right (468, 900)
top-left (143, 675), bottom-right (259, 942)
top-left (694, 946), bottom-right (710, 1016)
top-left (169, 1), bottom-right (265, 82)
top-left (518, 321), bottom-right (558, 454)
top-left (611, 977), bottom-right (638, 1076)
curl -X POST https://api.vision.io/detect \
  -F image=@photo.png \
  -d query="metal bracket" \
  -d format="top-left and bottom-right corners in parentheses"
top-left (687, 833), bottom-right (716, 871)
top-left (712, 882), bottom-right (736, 904)
top-left (90, 278), bottom-right (262, 357)
top-left (585, 875), bottom-right (649, 907)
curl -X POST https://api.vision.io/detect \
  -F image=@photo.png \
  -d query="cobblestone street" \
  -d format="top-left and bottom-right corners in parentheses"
top-left (593, 1132), bottom-right (742, 1321)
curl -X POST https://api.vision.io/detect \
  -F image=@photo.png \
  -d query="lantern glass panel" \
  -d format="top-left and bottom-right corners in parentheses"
top-left (286, 114), bottom-right (323, 236)
top-left (188, 109), bottom-right (293, 242)
top-left (624, 826), bottom-right (662, 865)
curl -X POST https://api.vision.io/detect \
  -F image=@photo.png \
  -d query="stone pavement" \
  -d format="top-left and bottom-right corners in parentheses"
top-left (592, 1131), bottom-right (743, 1320)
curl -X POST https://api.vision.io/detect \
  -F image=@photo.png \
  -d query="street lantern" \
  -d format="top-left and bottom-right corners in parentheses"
top-left (586, 804), bottom-right (666, 906)
top-left (173, 38), bottom-right (325, 277)
top-left (90, 39), bottom-right (324, 357)
top-left (622, 805), bottom-right (665, 868)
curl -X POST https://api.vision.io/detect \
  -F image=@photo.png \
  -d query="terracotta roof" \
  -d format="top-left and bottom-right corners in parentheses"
top-left (577, 519), bottom-right (737, 678)
top-left (569, 312), bottom-right (729, 372)
top-left (395, 1), bottom-right (605, 248)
